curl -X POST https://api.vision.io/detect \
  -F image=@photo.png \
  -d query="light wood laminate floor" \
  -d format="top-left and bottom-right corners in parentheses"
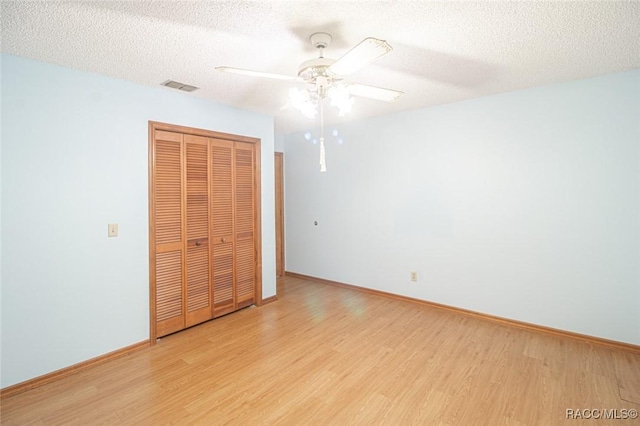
top-left (2, 275), bottom-right (639, 425)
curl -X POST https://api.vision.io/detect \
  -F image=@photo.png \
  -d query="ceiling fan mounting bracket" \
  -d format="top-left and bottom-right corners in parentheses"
top-left (309, 32), bottom-right (332, 50)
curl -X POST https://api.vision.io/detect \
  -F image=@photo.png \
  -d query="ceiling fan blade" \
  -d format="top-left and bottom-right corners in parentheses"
top-left (216, 66), bottom-right (302, 82)
top-left (348, 83), bottom-right (403, 102)
top-left (328, 38), bottom-right (392, 77)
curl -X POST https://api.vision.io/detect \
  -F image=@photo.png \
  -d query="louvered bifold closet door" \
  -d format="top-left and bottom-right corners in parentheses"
top-left (234, 142), bottom-right (256, 308)
top-left (153, 130), bottom-right (185, 337)
top-left (210, 139), bottom-right (235, 317)
top-left (185, 135), bottom-right (213, 327)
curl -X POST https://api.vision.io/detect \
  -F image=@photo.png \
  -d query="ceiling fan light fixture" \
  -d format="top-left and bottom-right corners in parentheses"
top-left (328, 85), bottom-right (354, 116)
top-left (289, 87), bottom-right (317, 119)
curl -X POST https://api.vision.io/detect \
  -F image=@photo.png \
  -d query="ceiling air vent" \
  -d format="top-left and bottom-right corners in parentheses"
top-left (161, 80), bottom-right (199, 92)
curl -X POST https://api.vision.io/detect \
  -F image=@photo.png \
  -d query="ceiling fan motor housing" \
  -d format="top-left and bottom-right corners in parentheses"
top-left (298, 57), bottom-right (338, 83)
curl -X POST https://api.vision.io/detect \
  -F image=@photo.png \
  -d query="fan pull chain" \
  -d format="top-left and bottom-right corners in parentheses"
top-left (319, 138), bottom-right (326, 172)
top-left (319, 98), bottom-right (327, 172)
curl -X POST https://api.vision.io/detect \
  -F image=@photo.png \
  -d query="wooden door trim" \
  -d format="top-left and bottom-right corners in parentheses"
top-left (231, 138), bottom-right (238, 309)
top-left (179, 133), bottom-right (188, 334)
top-left (149, 121), bottom-right (262, 343)
top-left (150, 121), bottom-right (259, 144)
top-left (253, 137), bottom-right (263, 306)
top-left (274, 152), bottom-right (285, 278)
top-left (148, 122), bottom-right (157, 342)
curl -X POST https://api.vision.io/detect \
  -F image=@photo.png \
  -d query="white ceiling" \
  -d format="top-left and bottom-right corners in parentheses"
top-left (2, 1), bottom-right (639, 134)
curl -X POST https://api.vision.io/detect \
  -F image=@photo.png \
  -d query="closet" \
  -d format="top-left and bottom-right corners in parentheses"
top-left (149, 122), bottom-right (261, 339)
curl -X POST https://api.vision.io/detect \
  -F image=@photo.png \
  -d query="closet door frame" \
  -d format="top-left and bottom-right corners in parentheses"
top-left (148, 121), bottom-right (262, 343)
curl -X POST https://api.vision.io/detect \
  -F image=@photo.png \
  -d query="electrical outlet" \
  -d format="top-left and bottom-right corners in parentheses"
top-left (411, 271), bottom-right (418, 282)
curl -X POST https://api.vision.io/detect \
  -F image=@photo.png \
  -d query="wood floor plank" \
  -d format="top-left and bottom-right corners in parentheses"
top-left (1, 276), bottom-right (639, 425)
top-left (613, 351), bottom-right (640, 404)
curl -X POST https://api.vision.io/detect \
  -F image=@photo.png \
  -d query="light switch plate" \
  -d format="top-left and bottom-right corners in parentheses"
top-left (108, 224), bottom-right (118, 237)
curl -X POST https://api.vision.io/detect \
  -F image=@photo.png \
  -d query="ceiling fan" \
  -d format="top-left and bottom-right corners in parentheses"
top-left (217, 32), bottom-right (403, 114)
top-left (217, 33), bottom-right (403, 171)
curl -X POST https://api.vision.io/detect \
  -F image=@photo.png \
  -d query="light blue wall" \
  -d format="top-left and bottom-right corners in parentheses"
top-left (275, 133), bottom-right (285, 153)
top-left (284, 70), bottom-right (640, 345)
top-left (0, 54), bottom-right (276, 388)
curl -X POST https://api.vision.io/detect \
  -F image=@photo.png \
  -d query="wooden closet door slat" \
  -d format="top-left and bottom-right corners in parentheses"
top-left (153, 132), bottom-right (185, 336)
top-left (211, 139), bottom-right (235, 314)
top-left (235, 239), bottom-right (254, 305)
top-left (186, 138), bottom-right (209, 240)
top-left (213, 242), bottom-right (234, 309)
top-left (155, 138), bottom-right (182, 245)
top-left (156, 251), bottom-right (182, 321)
top-left (211, 140), bottom-right (234, 239)
top-left (186, 241), bottom-right (211, 325)
top-left (155, 250), bottom-right (184, 335)
top-left (235, 142), bottom-right (255, 305)
top-left (185, 136), bottom-right (212, 326)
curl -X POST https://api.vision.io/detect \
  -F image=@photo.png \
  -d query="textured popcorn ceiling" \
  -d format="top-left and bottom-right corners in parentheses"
top-left (2, 1), bottom-right (639, 133)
